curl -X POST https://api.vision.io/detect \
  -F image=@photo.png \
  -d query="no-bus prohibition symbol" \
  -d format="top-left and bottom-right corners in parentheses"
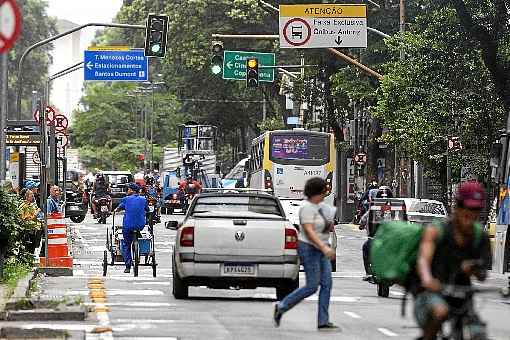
top-left (0, 0), bottom-right (22, 53)
top-left (282, 18), bottom-right (312, 47)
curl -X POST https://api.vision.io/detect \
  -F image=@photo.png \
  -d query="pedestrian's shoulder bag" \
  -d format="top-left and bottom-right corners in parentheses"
top-left (317, 207), bottom-right (334, 233)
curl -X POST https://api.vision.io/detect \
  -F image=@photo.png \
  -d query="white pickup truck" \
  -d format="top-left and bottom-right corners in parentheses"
top-left (167, 190), bottom-right (300, 300)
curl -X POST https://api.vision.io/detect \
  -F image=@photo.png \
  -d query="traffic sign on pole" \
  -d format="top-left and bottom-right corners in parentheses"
top-left (56, 133), bottom-right (69, 149)
top-left (54, 114), bottom-right (68, 133)
top-left (0, 0), bottom-right (22, 53)
top-left (33, 106), bottom-right (56, 125)
top-left (84, 49), bottom-right (149, 81)
top-left (279, 4), bottom-right (367, 49)
top-left (355, 152), bottom-right (367, 165)
top-left (223, 51), bottom-right (275, 82)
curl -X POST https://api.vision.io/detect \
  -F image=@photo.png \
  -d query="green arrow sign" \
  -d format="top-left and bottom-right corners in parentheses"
top-left (223, 51), bottom-right (276, 82)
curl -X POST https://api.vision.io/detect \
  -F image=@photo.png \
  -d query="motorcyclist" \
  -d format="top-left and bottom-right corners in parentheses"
top-left (114, 183), bottom-right (148, 273)
top-left (144, 175), bottom-right (161, 223)
top-left (360, 185), bottom-right (394, 282)
top-left (413, 181), bottom-right (491, 340)
top-left (92, 173), bottom-right (111, 218)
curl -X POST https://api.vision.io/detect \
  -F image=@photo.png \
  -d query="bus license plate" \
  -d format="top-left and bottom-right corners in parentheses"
top-left (222, 263), bottom-right (255, 276)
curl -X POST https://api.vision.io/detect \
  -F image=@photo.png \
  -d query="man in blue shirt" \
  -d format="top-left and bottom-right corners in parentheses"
top-left (47, 185), bottom-right (62, 214)
top-left (114, 183), bottom-right (147, 273)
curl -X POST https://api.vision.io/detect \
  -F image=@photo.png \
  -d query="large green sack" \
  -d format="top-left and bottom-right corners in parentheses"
top-left (370, 221), bottom-right (424, 285)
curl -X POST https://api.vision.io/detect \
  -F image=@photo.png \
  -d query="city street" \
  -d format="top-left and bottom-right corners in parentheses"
top-left (3, 213), bottom-right (506, 340)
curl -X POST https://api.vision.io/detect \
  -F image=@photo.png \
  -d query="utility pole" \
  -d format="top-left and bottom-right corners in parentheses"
top-left (0, 53), bottom-right (7, 181)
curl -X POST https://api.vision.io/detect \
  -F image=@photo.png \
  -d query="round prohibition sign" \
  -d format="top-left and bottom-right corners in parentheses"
top-left (54, 114), bottom-right (69, 133)
top-left (283, 18), bottom-right (312, 47)
top-left (33, 106), bottom-right (56, 125)
top-left (56, 133), bottom-right (69, 149)
top-left (0, 0), bottom-right (22, 53)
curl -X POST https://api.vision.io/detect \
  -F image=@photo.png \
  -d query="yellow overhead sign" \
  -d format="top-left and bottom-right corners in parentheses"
top-left (280, 4), bottom-right (367, 18)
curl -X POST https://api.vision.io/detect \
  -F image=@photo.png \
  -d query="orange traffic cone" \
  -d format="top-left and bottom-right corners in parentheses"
top-left (39, 212), bottom-right (73, 276)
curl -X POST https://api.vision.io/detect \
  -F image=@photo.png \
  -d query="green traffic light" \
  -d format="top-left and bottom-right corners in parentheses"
top-left (151, 44), bottom-right (161, 53)
top-left (211, 65), bottom-right (222, 75)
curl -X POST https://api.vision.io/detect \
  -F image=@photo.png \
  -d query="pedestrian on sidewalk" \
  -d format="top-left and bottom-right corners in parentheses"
top-left (273, 177), bottom-right (338, 330)
top-left (18, 189), bottom-right (43, 255)
top-left (114, 183), bottom-right (147, 273)
top-left (47, 185), bottom-right (62, 214)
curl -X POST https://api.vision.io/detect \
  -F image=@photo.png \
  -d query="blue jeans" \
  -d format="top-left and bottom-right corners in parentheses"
top-left (121, 226), bottom-right (143, 267)
top-left (278, 241), bottom-right (333, 326)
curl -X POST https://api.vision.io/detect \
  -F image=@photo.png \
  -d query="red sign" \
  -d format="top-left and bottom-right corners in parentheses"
top-left (33, 106), bottom-right (56, 125)
top-left (282, 18), bottom-right (312, 47)
top-left (56, 133), bottom-right (69, 149)
top-left (54, 114), bottom-right (68, 132)
top-left (0, 0), bottom-right (22, 53)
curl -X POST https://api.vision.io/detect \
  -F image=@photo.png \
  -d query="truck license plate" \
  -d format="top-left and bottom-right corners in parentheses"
top-left (222, 263), bottom-right (255, 276)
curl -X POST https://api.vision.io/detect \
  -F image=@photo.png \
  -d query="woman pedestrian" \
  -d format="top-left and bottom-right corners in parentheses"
top-left (273, 177), bottom-right (338, 330)
top-left (18, 189), bottom-right (42, 255)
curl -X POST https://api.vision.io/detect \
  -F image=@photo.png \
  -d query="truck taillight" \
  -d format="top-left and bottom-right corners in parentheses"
top-left (180, 226), bottom-right (194, 247)
top-left (285, 228), bottom-right (298, 249)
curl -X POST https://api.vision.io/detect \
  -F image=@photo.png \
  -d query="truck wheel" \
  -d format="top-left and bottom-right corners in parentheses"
top-left (276, 278), bottom-right (299, 301)
top-left (172, 258), bottom-right (188, 299)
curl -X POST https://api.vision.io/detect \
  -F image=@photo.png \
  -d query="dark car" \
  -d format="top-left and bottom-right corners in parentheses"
top-left (65, 181), bottom-right (88, 223)
top-left (101, 171), bottom-right (134, 208)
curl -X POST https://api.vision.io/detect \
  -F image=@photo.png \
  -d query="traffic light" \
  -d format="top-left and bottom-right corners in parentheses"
top-left (246, 58), bottom-right (259, 88)
top-left (211, 41), bottom-right (224, 75)
top-left (144, 14), bottom-right (169, 58)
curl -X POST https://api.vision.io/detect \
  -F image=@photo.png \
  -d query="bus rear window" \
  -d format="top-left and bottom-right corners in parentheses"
top-left (271, 135), bottom-right (328, 161)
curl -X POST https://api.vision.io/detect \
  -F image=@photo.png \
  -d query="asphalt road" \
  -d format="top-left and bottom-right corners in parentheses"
top-left (11, 213), bottom-right (510, 339)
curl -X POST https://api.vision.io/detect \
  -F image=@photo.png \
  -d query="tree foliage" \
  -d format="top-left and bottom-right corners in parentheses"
top-left (8, 0), bottom-right (57, 119)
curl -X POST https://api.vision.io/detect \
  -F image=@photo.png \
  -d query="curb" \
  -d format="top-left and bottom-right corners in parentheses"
top-left (0, 327), bottom-right (85, 339)
top-left (4, 306), bottom-right (88, 321)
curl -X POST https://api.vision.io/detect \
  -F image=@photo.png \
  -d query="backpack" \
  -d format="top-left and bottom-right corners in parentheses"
top-left (370, 220), bottom-right (483, 286)
top-left (370, 220), bottom-right (483, 316)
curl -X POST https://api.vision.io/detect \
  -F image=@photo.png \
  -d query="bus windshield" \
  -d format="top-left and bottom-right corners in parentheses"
top-left (270, 133), bottom-right (329, 164)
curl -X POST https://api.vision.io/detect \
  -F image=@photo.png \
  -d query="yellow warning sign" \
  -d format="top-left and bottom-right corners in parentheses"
top-left (280, 4), bottom-right (367, 18)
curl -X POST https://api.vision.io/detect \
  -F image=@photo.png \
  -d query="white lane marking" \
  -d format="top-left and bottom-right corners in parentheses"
top-left (86, 302), bottom-right (175, 308)
top-left (390, 290), bottom-right (405, 297)
top-left (377, 328), bottom-right (399, 337)
top-left (118, 338), bottom-right (178, 340)
top-left (111, 319), bottom-right (194, 324)
top-left (253, 293), bottom-right (360, 303)
top-left (307, 295), bottom-right (360, 303)
top-left (66, 289), bottom-right (165, 296)
top-left (70, 274), bottom-right (172, 280)
top-left (133, 281), bottom-right (170, 286)
top-left (343, 311), bottom-right (362, 319)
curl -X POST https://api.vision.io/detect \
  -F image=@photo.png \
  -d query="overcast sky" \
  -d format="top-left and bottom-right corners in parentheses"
top-left (47, 0), bottom-right (123, 47)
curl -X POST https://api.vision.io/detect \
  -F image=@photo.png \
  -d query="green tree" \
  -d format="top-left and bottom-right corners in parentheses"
top-left (375, 6), bottom-right (505, 183)
top-left (8, 0), bottom-right (57, 119)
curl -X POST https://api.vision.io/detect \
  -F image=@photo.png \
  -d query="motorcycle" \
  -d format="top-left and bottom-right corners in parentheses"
top-left (95, 196), bottom-right (111, 224)
top-left (146, 195), bottom-right (160, 228)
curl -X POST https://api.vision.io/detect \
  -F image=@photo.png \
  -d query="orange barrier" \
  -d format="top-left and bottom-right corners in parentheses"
top-left (39, 212), bottom-right (73, 275)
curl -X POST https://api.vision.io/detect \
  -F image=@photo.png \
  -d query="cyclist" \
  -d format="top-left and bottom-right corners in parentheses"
top-left (114, 183), bottom-right (147, 273)
top-left (414, 181), bottom-right (491, 340)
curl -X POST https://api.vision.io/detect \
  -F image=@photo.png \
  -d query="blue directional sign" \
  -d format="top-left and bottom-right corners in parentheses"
top-left (84, 49), bottom-right (148, 82)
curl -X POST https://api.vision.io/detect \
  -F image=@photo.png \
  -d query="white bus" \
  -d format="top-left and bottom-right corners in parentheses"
top-left (248, 129), bottom-right (336, 205)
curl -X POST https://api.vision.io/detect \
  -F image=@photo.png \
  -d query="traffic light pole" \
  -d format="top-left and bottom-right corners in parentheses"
top-left (16, 22), bottom-right (145, 120)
